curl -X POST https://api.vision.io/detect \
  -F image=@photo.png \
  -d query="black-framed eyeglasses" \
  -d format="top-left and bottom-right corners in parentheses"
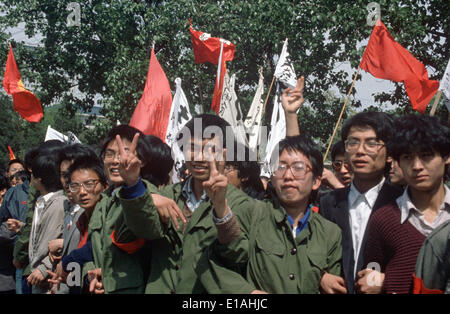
top-left (272, 161), bottom-right (312, 179)
top-left (344, 139), bottom-right (384, 154)
top-left (68, 179), bottom-right (100, 193)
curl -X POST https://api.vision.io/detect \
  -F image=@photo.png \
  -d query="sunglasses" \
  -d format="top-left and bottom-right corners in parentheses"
top-left (332, 160), bottom-right (350, 171)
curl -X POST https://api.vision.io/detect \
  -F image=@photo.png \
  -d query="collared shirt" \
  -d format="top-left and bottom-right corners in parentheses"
top-left (29, 192), bottom-right (55, 263)
top-left (348, 177), bottom-right (385, 277)
top-left (181, 176), bottom-right (209, 212)
top-left (286, 205), bottom-right (312, 238)
top-left (397, 185), bottom-right (450, 237)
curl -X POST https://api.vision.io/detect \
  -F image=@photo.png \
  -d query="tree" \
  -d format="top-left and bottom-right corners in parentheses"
top-left (1, 0), bottom-right (448, 148)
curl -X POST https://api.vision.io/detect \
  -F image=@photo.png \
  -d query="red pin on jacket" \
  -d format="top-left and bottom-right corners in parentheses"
top-left (360, 20), bottom-right (439, 114)
top-left (2, 44), bottom-right (43, 122)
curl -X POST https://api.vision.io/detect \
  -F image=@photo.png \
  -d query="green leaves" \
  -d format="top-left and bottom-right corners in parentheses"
top-left (0, 0), bottom-right (448, 156)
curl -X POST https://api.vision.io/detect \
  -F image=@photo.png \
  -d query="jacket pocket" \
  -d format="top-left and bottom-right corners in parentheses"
top-left (255, 236), bottom-right (284, 256)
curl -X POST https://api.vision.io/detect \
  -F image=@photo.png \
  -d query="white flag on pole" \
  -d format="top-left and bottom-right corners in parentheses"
top-left (165, 78), bottom-right (192, 183)
top-left (219, 72), bottom-right (248, 146)
top-left (44, 125), bottom-right (81, 144)
top-left (439, 58), bottom-right (450, 108)
top-left (244, 68), bottom-right (264, 153)
top-left (261, 39), bottom-right (297, 178)
top-left (274, 38), bottom-right (297, 89)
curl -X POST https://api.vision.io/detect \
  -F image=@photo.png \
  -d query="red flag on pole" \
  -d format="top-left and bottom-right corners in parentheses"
top-left (8, 146), bottom-right (16, 160)
top-left (129, 48), bottom-right (172, 141)
top-left (360, 20), bottom-right (439, 114)
top-left (2, 44), bottom-right (43, 122)
top-left (189, 19), bottom-right (235, 114)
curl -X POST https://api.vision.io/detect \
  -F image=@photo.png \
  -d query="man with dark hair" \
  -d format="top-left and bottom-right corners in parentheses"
top-left (319, 111), bottom-right (403, 294)
top-left (47, 153), bottom-right (109, 294)
top-left (330, 140), bottom-right (353, 187)
top-left (27, 153), bottom-right (67, 293)
top-left (62, 124), bottom-right (178, 294)
top-left (112, 114), bottom-right (255, 293)
top-left (9, 140), bottom-right (65, 294)
top-left (361, 114), bottom-right (450, 294)
top-left (6, 159), bottom-right (25, 182)
top-left (45, 144), bottom-right (99, 294)
top-left (201, 134), bottom-right (343, 293)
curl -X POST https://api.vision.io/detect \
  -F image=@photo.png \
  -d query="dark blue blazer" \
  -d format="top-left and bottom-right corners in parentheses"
top-left (319, 181), bottom-right (403, 294)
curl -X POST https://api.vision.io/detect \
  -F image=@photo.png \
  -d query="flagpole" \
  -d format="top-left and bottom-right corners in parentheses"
top-left (429, 90), bottom-right (442, 117)
top-left (323, 67), bottom-right (360, 162)
top-left (261, 75), bottom-right (276, 117)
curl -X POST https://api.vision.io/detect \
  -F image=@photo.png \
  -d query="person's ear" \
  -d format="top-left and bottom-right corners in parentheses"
top-left (312, 175), bottom-right (322, 191)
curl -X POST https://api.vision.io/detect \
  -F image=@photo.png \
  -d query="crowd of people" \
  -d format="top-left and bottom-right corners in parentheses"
top-left (0, 78), bottom-right (449, 294)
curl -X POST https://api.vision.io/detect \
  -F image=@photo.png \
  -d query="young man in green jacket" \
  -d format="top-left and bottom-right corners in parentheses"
top-left (202, 134), bottom-right (343, 294)
top-left (114, 114), bottom-right (255, 294)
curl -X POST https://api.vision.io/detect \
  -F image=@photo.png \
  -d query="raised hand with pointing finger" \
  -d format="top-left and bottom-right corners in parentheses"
top-left (282, 76), bottom-right (305, 137)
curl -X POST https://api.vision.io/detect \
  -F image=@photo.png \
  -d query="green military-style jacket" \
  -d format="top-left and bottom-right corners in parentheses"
top-left (82, 188), bottom-right (150, 294)
top-left (13, 185), bottom-right (40, 276)
top-left (200, 195), bottom-right (343, 294)
top-left (118, 179), bottom-right (252, 294)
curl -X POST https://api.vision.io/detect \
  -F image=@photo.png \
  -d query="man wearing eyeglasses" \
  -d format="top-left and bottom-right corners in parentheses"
top-left (319, 111), bottom-right (403, 294)
top-left (199, 134), bottom-right (343, 294)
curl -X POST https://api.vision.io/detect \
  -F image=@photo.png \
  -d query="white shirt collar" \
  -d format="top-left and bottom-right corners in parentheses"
top-left (398, 185), bottom-right (450, 224)
top-left (37, 191), bottom-right (56, 204)
top-left (349, 177), bottom-right (385, 208)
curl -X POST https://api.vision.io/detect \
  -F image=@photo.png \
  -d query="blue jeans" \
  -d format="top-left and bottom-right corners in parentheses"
top-left (21, 276), bottom-right (32, 294)
top-left (15, 269), bottom-right (23, 294)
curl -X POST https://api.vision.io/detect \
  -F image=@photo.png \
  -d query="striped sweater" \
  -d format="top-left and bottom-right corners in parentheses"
top-left (364, 202), bottom-right (426, 294)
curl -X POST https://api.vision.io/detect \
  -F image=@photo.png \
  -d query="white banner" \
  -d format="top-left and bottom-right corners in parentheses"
top-left (260, 39), bottom-right (297, 178)
top-left (44, 125), bottom-right (81, 144)
top-left (439, 58), bottom-right (450, 101)
top-left (244, 68), bottom-right (264, 153)
top-left (165, 78), bottom-right (192, 183)
top-left (261, 83), bottom-right (286, 178)
top-left (274, 38), bottom-right (297, 89)
top-left (219, 73), bottom-right (248, 146)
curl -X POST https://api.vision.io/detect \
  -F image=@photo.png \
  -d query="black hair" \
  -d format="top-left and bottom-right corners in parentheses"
top-left (7, 159), bottom-right (24, 172)
top-left (31, 154), bottom-right (63, 192)
top-left (57, 144), bottom-right (98, 179)
top-left (388, 114), bottom-right (450, 164)
top-left (100, 125), bottom-right (147, 162)
top-left (341, 111), bottom-right (395, 144)
top-left (11, 170), bottom-right (30, 184)
top-left (141, 135), bottom-right (174, 187)
top-left (24, 140), bottom-right (66, 171)
top-left (67, 155), bottom-right (108, 187)
top-left (178, 114), bottom-right (232, 150)
top-left (58, 144), bottom-right (98, 164)
top-left (270, 135), bottom-right (324, 205)
top-left (331, 140), bottom-right (346, 162)
top-left (272, 135), bottom-right (324, 179)
top-left (227, 142), bottom-right (265, 199)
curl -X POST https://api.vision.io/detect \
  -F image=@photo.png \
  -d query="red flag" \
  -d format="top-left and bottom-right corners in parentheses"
top-left (189, 20), bottom-right (235, 114)
top-left (2, 44), bottom-right (43, 122)
top-left (129, 48), bottom-right (172, 141)
top-left (8, 146), bottom-right (16, 160)
top-left (360, 20), bottom-right (439, 114)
